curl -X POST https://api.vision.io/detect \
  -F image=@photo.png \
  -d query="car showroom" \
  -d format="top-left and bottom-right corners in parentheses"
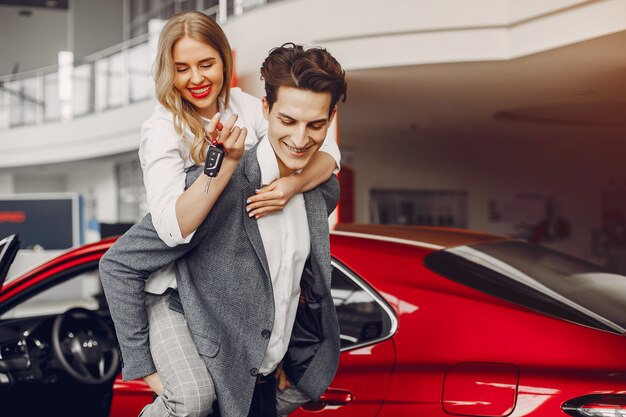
top-left (0, 1), bottom-right (625, 416)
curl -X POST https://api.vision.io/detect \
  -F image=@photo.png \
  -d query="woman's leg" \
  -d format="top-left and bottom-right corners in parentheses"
top-left (140, 292), bottom-right (216, 417)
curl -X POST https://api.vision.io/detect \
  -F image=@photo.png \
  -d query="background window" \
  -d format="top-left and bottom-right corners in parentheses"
top-left (370, 189), bottom-right (467, 228)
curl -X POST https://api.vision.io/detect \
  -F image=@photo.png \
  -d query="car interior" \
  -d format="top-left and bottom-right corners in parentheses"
top-left (0, 255), bottom-right (119, 417)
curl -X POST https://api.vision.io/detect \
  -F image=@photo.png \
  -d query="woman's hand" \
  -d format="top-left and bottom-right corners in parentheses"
top-left (176, 113), bottom-right (246, 238)
top-left (246, 175), bottom-right (300, 218)
top-left (143, 371), bottom-right (164, 396)
top-left (206, 112), bottom-right (247, 162)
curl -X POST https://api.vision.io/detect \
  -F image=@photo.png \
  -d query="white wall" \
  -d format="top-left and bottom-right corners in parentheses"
top-left (0, 173), bottom-right (14, 193)
top-left (14, 175), bottom-right (66, 193)
top-left (64, 161), bottom-right (118, 224)
top-left (0, 6), bottom-right (68, 75)
top-left (73, 0), bottom-right (124, 59)
top-left (343, 127), bottom-right (622, 261)
top-left (65, 160), bottom-right (119, 242)
top-left (0, 1), bottom-right (124, 76)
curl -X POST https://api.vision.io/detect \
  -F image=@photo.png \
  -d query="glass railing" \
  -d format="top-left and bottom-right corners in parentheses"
top-left (0, 0), bottom-right (275, 130)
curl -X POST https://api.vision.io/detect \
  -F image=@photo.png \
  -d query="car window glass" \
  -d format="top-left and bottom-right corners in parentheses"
top-left (464, 242), bottom-right (626, 329)
top-left (331, 264), bottom-right (393, 349)
top-left (426, 241), bottom-right (626, 332)
top-left (1, 268), bottom-right (101, 319)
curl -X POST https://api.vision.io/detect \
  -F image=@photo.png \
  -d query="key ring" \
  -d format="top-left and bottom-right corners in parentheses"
top-left (204, 131), bottom-right (220, 145)
top-left (204, 123), bottom-right (227, 155)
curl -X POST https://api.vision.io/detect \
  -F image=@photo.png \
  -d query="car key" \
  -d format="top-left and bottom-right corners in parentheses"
top-left (203, 143), bottom-right (226, 193)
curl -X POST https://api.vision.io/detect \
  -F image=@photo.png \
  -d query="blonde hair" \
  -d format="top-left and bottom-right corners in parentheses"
top-left (154, 12), bottom-right (233, 165)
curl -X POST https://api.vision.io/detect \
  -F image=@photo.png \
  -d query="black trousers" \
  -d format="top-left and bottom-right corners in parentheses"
top-left (247, 372), bottom-right (277, 417)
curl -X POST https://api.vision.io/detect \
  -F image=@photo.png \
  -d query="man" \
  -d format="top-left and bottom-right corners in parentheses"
top-left (100, 43), bottom-right (346, 417)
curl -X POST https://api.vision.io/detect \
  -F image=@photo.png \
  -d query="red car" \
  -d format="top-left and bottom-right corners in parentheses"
top-left (0, 224), bottom-right (624, 417)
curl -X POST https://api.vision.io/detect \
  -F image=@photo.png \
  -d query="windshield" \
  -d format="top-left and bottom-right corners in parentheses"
top-left (2, 249), bottom-right (64, 287)
top-left (425, 241), bottom-right (626, 333)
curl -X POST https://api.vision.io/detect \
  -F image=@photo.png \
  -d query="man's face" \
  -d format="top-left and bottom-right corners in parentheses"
top-left (263, 87), bottom-right (335, 177)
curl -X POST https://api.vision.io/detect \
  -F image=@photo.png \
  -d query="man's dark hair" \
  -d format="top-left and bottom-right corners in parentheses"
top-left (260, 43), bottom-right (347, 116)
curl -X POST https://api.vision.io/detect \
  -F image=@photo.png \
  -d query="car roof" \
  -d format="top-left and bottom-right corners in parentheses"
top-left (332, 223), bottom-right (507, 250)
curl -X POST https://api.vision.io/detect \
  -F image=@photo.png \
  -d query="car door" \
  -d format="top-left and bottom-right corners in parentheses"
top-left (0, 235), bottom-right (20, 291)
top-left (295, 261), bottom-right (397, 416)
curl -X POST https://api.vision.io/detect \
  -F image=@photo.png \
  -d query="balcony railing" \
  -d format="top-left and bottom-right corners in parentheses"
top-left (0, 0), bottom-right (275, 130)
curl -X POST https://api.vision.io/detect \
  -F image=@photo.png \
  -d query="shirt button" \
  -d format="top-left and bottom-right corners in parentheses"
top-left (250, 368), bottom-right (259, 376)
top-left (261, 329), bottom-right (271, 338)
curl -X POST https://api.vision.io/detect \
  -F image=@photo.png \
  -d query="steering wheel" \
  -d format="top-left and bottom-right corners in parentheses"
top-left (51, 307), bottom-right (120, 384)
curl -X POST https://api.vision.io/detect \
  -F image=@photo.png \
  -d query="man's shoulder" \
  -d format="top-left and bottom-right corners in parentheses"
top-left (306, 175), bottom-right (340, 216)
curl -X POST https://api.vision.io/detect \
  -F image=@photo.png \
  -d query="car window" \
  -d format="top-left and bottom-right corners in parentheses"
top-left (331, 262), bottom-right (395, 349)
top-left (0, 268), bottom-right (102, 319)
top-left (425, 241), bottom-right (626, 333)
top-left (3, 258), bottom-right (398, 346)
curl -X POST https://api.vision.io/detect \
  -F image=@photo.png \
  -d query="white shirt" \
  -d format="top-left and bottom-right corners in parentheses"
top-left (142, 88), bottom-right (339, 294)
top-left (255, 137), bottom-right (310, 375)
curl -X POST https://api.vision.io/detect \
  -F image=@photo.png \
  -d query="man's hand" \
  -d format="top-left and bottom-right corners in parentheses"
top-left (275, 361), bottom-right (293, 391)
top-left (246, 176), bottom-right (299, 219)
top-left (143, 372), bottom-right (164, 396)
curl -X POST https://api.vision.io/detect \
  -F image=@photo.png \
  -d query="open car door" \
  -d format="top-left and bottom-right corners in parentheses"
top-left (0, 235), bottom-right (20, 292)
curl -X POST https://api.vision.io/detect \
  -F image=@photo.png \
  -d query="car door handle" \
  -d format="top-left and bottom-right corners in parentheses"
top-left (301, 388), bottom-right (354, 411)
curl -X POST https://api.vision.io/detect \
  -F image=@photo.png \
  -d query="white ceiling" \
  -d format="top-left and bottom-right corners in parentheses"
top-left (340, 30), bottom-right (626, 144)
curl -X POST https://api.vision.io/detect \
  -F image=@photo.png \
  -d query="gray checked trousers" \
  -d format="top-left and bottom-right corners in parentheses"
top-left (139, 292), bottom-right (309, 417)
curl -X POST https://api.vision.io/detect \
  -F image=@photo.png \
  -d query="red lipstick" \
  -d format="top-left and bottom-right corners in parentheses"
top-left (189, 85), bottom-right (212, 99)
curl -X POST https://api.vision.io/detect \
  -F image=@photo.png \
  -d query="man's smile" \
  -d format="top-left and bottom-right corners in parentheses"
top-left (282, 141), bottom-right (314, 155)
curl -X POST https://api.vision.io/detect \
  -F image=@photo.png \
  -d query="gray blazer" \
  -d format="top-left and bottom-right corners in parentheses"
top-left (99, 143), bottom-right (341, 417)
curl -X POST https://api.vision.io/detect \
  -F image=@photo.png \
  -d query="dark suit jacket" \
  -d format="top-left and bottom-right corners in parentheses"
top-left (99, 143), bottom-right (341, 417)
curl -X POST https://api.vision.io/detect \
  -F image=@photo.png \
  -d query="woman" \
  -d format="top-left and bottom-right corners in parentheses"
top-left (123, 11), bottom-right (340, 417)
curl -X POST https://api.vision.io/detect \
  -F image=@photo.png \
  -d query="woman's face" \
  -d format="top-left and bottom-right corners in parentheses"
top-left (172, 36), bottom-right (224, 118)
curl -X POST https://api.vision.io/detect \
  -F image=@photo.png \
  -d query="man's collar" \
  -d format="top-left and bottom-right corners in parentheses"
top-left (243, 140), bottom-right (262, 186)
top-left (256, 136), bottom-right (280, 186)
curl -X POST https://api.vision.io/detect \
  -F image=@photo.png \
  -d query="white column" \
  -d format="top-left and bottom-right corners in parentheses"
top-left (218, 0), bottom-right (227, 24)
top-left (58, 50), bottom-right (74, 122)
